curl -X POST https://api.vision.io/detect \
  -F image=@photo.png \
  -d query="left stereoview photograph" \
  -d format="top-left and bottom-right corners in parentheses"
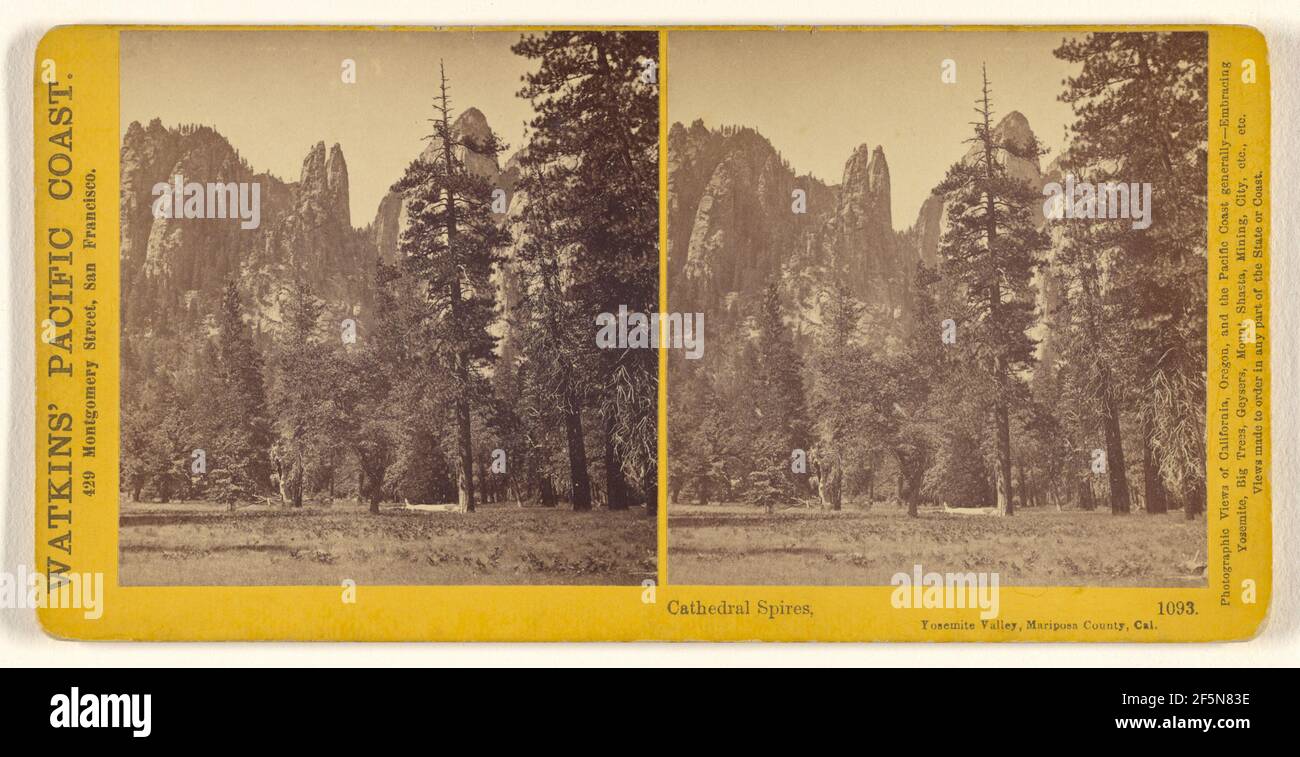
top-left (118, 30), bottom-right (660, 586)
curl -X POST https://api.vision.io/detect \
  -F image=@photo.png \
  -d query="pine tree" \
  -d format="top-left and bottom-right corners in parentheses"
top-left (393, 61), bottom-right (511, 512)
top-left (745, 282), bottom-right (811, 511)
top-left (512, 162), bottom-right (595, 510)
top-left (809, 283), bottom-right (871, 511)
top-left (885, 267), bottom-right (952, 516)
top-left (1055, 32), bottom-right (1208, 519)
top-left (668, 364), bottom-right (728, 505)
top-left (268, 279), bottom-right (327, 507)
top-left (122, 374), bottom-right (191, 502)
top-left (933, 66), bottom-right (1048, 516)
top-left (210, 280), bottom-right (272, 505)
top-left (513, 32), bottom-right (659, 514)
top-left (336, 263), bottom-right (404, 513)
top-left (1053, 218), bottom-right (1134, 514)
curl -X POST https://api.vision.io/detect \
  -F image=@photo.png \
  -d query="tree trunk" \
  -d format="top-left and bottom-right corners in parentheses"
top-left (905, 466), bottom-right (918, 517)
top-left (994, 401), bottom-right (1014, 516)
top-left (563, 387), bottom-right (592, 511)
top-left (982, 90), bottom-right (1013, 518)
top-left (603, 411), bottom-right (628, 511)
top-left (538, 476), bottom-right (558, 508)
top-left (643, 468), bottom-right (658, 518)
top-left (901, 454), bottom-right (923, 517)
top-left (475, 458), bottom-right (489, 504)
top-left (1078, 478), bottom-right (1095, 511)
top-left (440, 86), bottom-right (475, 515)
top-left (1142, 421), bottom-right (1168, 514)
top-left (1185, 478), bottom-right (1204, 520)
top-left (1100, 382), bottom-right (1131, 514)
top-left (360, 469), bottom-right (378, 514)
top-left (454, 395), bottom-right (475, 512)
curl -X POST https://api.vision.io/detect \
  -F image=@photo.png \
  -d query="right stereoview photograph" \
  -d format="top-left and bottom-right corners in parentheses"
top-left (666, 30), bottom-right (1209, 587)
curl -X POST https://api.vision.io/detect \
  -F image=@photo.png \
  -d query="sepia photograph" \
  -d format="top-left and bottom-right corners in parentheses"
top-left (8, 0), bottom-right (1288, 680)
top-left (666, 30), bottom-right (1210, 587)
top-left (117, 30), bottom-right (660, 586)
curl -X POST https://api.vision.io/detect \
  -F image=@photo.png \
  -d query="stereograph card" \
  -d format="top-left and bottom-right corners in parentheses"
top-left (32, 25), bottom-right (1270, 641)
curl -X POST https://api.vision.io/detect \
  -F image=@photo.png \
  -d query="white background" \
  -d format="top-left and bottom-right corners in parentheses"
top-left (2, 0), bottom-right (1296, 667)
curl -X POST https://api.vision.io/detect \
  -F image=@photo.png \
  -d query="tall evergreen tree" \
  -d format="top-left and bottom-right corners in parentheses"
top-left (668, 364), bottom-right (729, 505)
top-left (337, 262), bottom-right (406, 512)
top-left (268, 279), bottom-right (327, 507)
top-left (122, 374), bottom-right (191, 502)
top-left (512, 162), bottom-right (594, 510)
top-left (809, 283), bottom-right (873, 511)
top-left (745, 282), bottom-right (811, 511)
top-left (933, 66), bottom-right (1049, 516)
top-left (392, 61), bottom-right (511, 512)
top-left (1052, 216), bottom-right (1134, 514)
top-left (513, 31), bottom-right (659, 514)
top-left (1054, 32), bottom-right (1208, 518)
top-left (210, 280), bottom-right (273, 505)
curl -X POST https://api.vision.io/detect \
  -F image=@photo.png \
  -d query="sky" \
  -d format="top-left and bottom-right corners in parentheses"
top-left (119, 30), bottom-right (1084, 234)
top-left (121, 30), bottom-right (540, 225)
top-left (667, 30), bottom-right (1083, 229)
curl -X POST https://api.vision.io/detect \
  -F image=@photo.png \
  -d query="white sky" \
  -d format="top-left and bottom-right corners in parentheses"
top-left (122, 30), bottom-right (539, 226)
top-left (668, 30), bottom-right (1082, 229)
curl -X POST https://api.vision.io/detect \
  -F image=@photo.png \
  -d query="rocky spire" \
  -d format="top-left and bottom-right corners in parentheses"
top-left (419, 106), bottom-right (501, 181)
top-left (373, 106), bottom-right (510, 262)
top-left (298, 141), bottom-right (351, 225)
top-left (918, 111), bottom-right (1048, 265)
top-left (326, 143), bottom-right (350, 228)
top-left (832, 143), bottom-right (903, 307)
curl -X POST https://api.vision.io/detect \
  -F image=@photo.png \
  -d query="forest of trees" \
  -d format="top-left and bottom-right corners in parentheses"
top-left (122, 32), bottom-right (660, 515)
top-left (669, 33), bottom-right (1208, 519)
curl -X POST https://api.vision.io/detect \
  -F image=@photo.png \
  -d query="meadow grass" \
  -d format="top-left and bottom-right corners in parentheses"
top-left (120, 498), bottom-right (656, 586)
top-left (667, 503), bottom-right (1206, 587)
